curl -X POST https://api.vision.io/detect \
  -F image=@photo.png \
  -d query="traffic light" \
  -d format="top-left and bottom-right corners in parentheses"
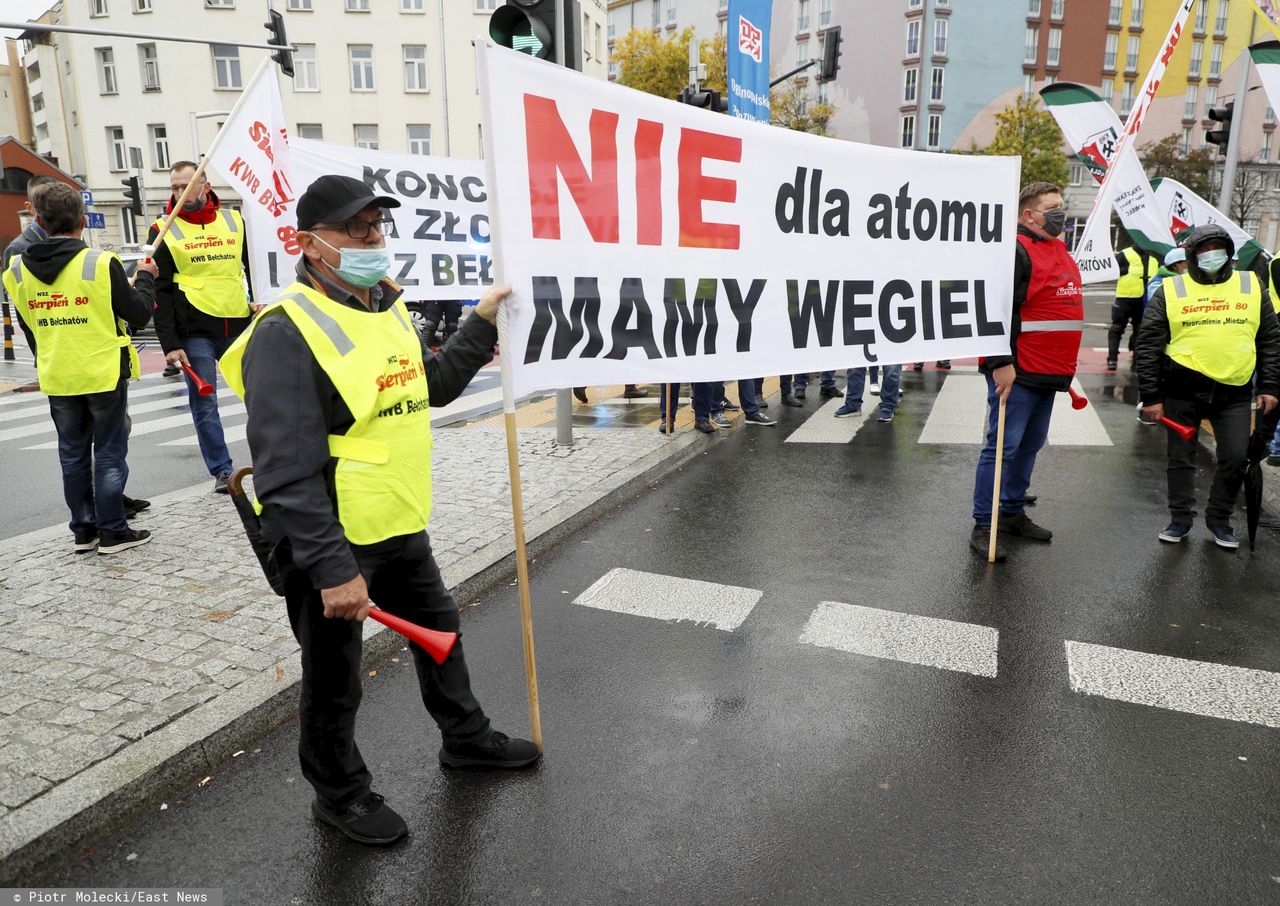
top-left (490, 0), bottom-right (581, 70)
top-left (1207, 102), bottom-right (1234, 153)
top-left (818, 26), bottom-right (842, 83)
top-left (264, 9), bottom-right (293, 78)
top-left (121, 176), bottom-right (142, 217)
top-left (677, 85), bottom-right (727, 112)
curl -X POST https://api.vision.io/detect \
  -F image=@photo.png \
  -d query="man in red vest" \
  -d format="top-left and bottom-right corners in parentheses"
top-left (971, 182), bottom-right (1084, 561)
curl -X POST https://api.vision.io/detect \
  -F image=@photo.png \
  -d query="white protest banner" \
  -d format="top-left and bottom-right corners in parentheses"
top-left (1252, 40), bottom-right (1280, 115)
top-left (475, 42), bottom-right (1019, 398)
top-left (1149, 177), bottom-right (1269, 267)
top-left (207, 88), bottom-right (493, 302)
top-left (1071, 0), bottom-right (1193, 282)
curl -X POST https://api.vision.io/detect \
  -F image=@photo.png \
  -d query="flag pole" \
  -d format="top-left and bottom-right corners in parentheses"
top-left (474, 40), bottom-right (543, 751)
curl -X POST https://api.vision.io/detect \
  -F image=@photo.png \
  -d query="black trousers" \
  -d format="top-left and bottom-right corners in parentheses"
top-left (285, 531), bottom-right (491, 806)
top-left (1163, 395), bottom-right (1251, 526)
top-left (1108, 298), bottom-right (1144, 359)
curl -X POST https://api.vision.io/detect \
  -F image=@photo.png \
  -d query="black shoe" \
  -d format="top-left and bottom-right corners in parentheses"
top-left (1024, 494), bottom-right (1037, 506)
top-left (122, 495), bottom-right (151, 519)
top-left (998, 512), bottom-right (1052, 542)
top-left (73, 529), bottom-right (99, 553)
top-left (1268, 456), bottom-right (1280, 468)
top-left (719, 398), bottom-right (741, 411)
top-left (98, 527), bottom-right (152, 554)
top-left (819, 386), bottom-right (843, 398)
top-left (743, 411), bottom-right (777, 426)
top-left (622, 385), bottom-right (648, 399)
top-left (911, 362), bottom-right (924, 371)
top-left (213, 473), bottom-right (231, 494)
top-left (935, 360), bottom-right (952, 369)
top-left (970, 526), bottom-right (1006, 561)
top-left (1106, 358), bottom-right (1118, 371)
top-left (793, 387), bottom-right (806, 400)
top-left (694, 418), bottom-right (716, 434)
top-left (709, 413), bottom-right (731, 428)
top-left (573, 387), bottom-right (589, 403)
top-left (781, 394), bottom-right (803, 407)
top-left (439, 730), bottom-right (541, 769)
top-left (312, 792), bottom-right (408, 846)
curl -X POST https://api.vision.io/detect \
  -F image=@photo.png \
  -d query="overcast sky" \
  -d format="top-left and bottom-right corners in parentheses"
top-left (1, 1), bottom-right (58, 42)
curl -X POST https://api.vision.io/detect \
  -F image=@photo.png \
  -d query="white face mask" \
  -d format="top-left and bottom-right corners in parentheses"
top-left (1196, 250), bottom-right (1230, 275)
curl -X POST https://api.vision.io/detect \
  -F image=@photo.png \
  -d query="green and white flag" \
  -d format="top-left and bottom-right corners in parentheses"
top-left (1251, 41), bottom-right (1280, 120)
top-left (1150, 177), bottom-right (1268, 268)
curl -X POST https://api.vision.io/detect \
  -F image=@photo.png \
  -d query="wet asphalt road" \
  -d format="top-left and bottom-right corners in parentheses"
top-left (40, 351), bottom-right (1280, 904)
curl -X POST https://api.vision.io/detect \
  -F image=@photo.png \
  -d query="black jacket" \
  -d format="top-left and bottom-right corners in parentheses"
top-left (1135, 269), bottom-right (1280, 406)
top-left (148, 193), bottom-right (252, 353)
top-left (2, 221), bottom-right (48, 272)
top-left (240, 261), bottom-right (497, 588)
top-left (15, 237), bottom-right (154, 377)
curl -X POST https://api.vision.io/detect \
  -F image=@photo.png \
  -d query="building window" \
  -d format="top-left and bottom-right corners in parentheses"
top-left (930, 66), bottom-right (944, 102)
top-left (120, 208), bottom-right (137, 245)
top-left (96, 47), bottom-right (117, 95)
top-left (1209, 43), bottom-right (1223, 79)
top-left (294, 45), bottom-right (317, 91)
top-left (667, 0), bottom-right (677, 25)
top-left (408, 124), bottom-right (431, 155)
top-left (1104, 34), bottom-right (1118, 70)
top-left (927, 114), bottom-right (941, 149)
top-left (403, 0), bottom-right (425, 9)
top-left (107, 126), bottom-right (127, 171)
top-left (651, 1), bottom-right (659, 28)
top-left (1107, 0), bottom-right (1121, 26)
top-left (1129, 0), bottom-right (1144, 26)
top-left (608, 59), bottom-right (619, 79)
top-left (1051, 0), bottom-right (1064, 18)
top-left (473, 0), bottom-right (498, 9)
top-left (903, 68), bottom-right (918, 103)
top-left (797, 0), bottom-right (809, 31)
top-left (901, 115), bottom-right (916, 149)
top-left (403, 45), bottom-right (428, 91)
top-left (796, 38), bottom-right (810, 66)
top-left (354, 124), bottom-right (379, 149)
top-left (819, 0), bottom-right (832, 27)
top-left (297, 123), bottom-right (323, 140)
top-left (134, 0), bottom-right (152, 10)
top-left (908, 0), bottom-right (922, 7)
top-left (1126, 36), bottom-right (1140, 72)
top-left (288, 0), bottom-right (313, 9)
top-left (1205, 84), bottom-right (1217, 113)
top-left (1189, 42), bottom-right (1203, 78)
top-left (906, 20), bottom-right (920, 57)
top-left (1024, 27), bottom-right (1038, 64)
top-left (934, 19), bottom-right (948, 55)
top-left (149, 124), bottom-right (169, 169)
top-left (1069, 163), bottom-right (1084, 185)
top-left (212, 44), bottom-right (242, 89)
top-left (346, 0), bottom-right (370, 10)
top-left (90, 0), bottom-right (108, 16)
top-left (1047, 28), bottom-right (1061, 67)
top-left (1184, 84), bottom-right (1198, 119)
top-left (1261, 130), bottom-right (1272, 161)
top-left (1215, 0), bottom-right (1229, 34)
top-left (1023, 72), bottom-right (1035, 97)
top-left (1195, 2), bottom-right (1208, 31)
top-left (350, 45), bottom-right (375, 91)
top-left (139, 43), bottom-right (160, 91)
top-left (1029, 0), bottom-right (1041, 15)
top-left (1180, 127), bottom-right (1191, 154)
top-left (1100, 79), bottom-right (1114, 105)
top-left (817, 81), bottom-right (829, 104)
top-left (205, 0), bottom-right (235, 7)
top-left (1120, 79), bottom-right (1135, 117)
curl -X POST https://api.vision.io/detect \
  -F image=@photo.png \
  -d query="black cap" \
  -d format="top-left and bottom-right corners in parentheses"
top-left (296, 175), bottom-right (400, 231)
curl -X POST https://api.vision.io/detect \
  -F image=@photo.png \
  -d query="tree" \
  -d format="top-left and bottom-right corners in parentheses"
top-left (1139, 135), bottom-right (1215, 198)
top-left (1229, 158), bottom-right (1271, 230)
top-left (770, 80), bottom-right (835, 135)
top-left (976, 95), bottom-right (1069, 187)
top-left (611, 28), bottom-right (726, 100)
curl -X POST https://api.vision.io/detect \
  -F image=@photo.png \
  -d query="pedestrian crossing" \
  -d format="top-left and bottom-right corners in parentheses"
top-left (573, 568), bottom-right (1280, 730)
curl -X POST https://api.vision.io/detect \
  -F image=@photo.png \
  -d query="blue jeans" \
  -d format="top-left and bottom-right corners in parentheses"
top-left (711, 379), bottom-right (760, 418)
top-left (972, 376), bottom-right (1055, 525)
top-left (794, 371), bottom-right (836, 391)
top-left (845, 364), bottom-right (901, 415)
top-left (184, 334), bottom-right (235, 477)
top-left (659, 382), bottom-right (714, 420)
top-left (48, 377), bottom-right (131, 534)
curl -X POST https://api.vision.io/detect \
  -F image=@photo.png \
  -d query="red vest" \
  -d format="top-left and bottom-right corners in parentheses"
top-left (1014, 233), bottom-right (1084, 381)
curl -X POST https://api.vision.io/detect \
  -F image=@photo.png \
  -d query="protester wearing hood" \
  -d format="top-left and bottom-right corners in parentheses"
top-left (1135, 225), bottom-right (1280, 549)
top-left (148, 160), bottom-right (255, 493)
top-left (2, 182), bottom-right (158, 553)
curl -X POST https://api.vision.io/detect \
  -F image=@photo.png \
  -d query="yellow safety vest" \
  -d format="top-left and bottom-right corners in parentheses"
top-left (1163, 270), bottom-right (1261, 387)
top-left (3, 249), bottom-right (140, 396)
top-left (220, 281), bottom-right (433, 545)
top-left (1117, 246), bottom-right (1148, 299)
top-left (155, 208), bottom-right (249, 318)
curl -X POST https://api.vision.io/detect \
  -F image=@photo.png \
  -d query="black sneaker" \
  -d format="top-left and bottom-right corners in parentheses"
top-left (793, 387), bottom-right (806, 400)
top-left (781, 394), bottom-right (803, 407)
top-left (709, 413), bottom-right (731, 428)
top-left (694, 417), bottom-right (716, 434)
top-left (213, 473), bottom-right (231, 494)
top-left (73, 529), bottom-right (99, 553)
top-left (1024, 494), bottom-right (1038, 506)
top-left (1158, 522), bottom-right (1192, 543)
top-left (1268, 456), bottom-right (1280, 467)
top-left (1106, 358), bottom-right (1118, 372)
top-left (98, 528), bottom-right (152, 554)
top-left (439, 730), bottom-right (540, 769)
top-left (719, 398), bottom-right (741, 412)
top-left (936, 360), bottom-right (952, 370)
top-left (970, 526), bottom-right (1006, 561)
top-left (911, 362), bottom-right (925, 371)
top-left (998, 512), bottom-right (1052, 542)
top-left (312, 792), bottom-right (408, 846)
top-left (1209, 524), bottom-right (1240, 550)
top-left (819, 386), bottom-right (843, 399)
top-left (122, 495), bottom-right (151, 519)
top-left (622, 385), bottom-right (648, 399)
top-left (743, 411), bottom-right (777, 426)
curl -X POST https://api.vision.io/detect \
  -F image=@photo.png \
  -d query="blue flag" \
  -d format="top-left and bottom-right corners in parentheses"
top-left (726, 0), bottom-right (772, 123)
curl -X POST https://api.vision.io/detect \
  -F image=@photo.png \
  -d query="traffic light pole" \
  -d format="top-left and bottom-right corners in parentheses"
top-left (1217, 16), bottom-right (1256, 215)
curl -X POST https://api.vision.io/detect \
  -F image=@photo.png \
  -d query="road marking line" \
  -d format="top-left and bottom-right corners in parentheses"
top-left (1, 388), bottom-right (238, 444)
top-left (1065, 641), bottom-right (1280, 729)
top-left (22, 401), bottom-right (248, 450)
top-left (0, 378), bottom-right (203, 424)
top-left (1047, 379), bottom-right (1113, 446)
top-left (800, 601), bottom-right (999, 677)
top-left (916, 374), bottom-right (1112, 446)
top-left (784, 397), bottom-right (867, 443)
top-left (574, 568), bottom-right (762, 632)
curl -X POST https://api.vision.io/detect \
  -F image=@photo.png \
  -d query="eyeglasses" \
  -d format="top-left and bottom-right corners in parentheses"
top-left (315, 217), bottom-right (394, 240)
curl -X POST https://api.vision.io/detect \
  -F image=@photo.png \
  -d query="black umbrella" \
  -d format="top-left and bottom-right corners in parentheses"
top-left (227, 467), bottom-right (290, 595)
top-left (1246, 428), bottom-right (1267, 551)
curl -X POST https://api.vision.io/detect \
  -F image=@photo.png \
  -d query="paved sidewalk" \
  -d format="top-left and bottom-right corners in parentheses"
top-left (0, 418), bottom-right (711, 882)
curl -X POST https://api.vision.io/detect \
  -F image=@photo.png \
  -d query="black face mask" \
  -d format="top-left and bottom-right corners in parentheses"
top-left (1039, 209), bottom-right (1066, 238)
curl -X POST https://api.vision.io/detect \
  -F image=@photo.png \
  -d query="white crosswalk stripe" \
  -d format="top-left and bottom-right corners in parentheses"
top-left (23, 401), bottom-right (247, 450)
top-left (1065, 641), bottom-right (1280, 729)
top-left (574, 567), bottom-right (762, 631)
top-left (915, 374), bottom-right (1112, 446)
top-left (0, 379), bottom-right (203, 425)
top-left (784, 397), bottom-right (870, 443)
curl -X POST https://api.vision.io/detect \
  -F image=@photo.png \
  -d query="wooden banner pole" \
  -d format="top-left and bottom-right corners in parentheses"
top-left (988, 396), bottom-right (1008, 563)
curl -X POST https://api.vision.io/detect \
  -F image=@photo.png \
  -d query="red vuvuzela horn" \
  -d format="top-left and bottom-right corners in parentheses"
top-left (179, 361), bottom-right (215, 397)
top-left (367, 606), bottom-right (457, 666)
top-left (1159, 416), bottom-right (1197, 441)
top-left (1068, 387), bottom-right (1088, 410)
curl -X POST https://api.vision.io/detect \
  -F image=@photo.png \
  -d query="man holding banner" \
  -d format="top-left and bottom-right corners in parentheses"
top-left (971, 182), bottom-right (1083, 561)
top-left (220, 175), bottom-right (537, 846)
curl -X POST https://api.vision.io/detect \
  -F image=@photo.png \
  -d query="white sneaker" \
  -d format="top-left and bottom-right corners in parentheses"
top-left (869, 381), bottom-right (880, 396)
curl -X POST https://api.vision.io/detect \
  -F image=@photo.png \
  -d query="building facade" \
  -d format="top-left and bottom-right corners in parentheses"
top-left (18, 0), bottom-right (607, 250)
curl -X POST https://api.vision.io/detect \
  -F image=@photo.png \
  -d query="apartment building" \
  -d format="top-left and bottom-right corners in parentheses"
top-left (18, 0), bottom-right (607, 249)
